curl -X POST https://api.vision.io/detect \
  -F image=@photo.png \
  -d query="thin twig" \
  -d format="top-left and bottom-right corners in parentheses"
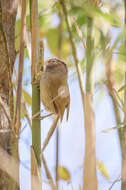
top-left (31, 146), bottom-right (41, 189)
top-left (56, 10), bottom-right (63, 190)
top-left (41, 154), bottom-right (56, 190)
top-left (112, 88), bottom-right (125, 112)
top-left (14, 68), bottom-right (32, 129)
top-left (32, 108), bottom-right (51, 119)
top-left (31, 0), bottom-right (39, 79)
top-left (37, 40), bottom-right (44, 73)
top-left (33, 113), bottom-right (53, 120)
top-left (104, 4), bottom-right (126, 187)
top-left (105, 51), bottom-right (122, 141)
top-left (59, 0), bottom-right (85, 103)
top-left (73, 17), bottom-right (87, 49)
top-left (15, 0), bottom-right (26, 135)
top-left (25, 28), bottom-right (31, 61)
top-left (108, 178), bottom-right (121, 190)
top-left (19, 123), bottom-right (27, 136)
top-left (41, 115), bottom-right (59, 152)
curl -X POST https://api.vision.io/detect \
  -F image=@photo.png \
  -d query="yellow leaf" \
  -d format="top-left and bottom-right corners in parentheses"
top-left (57, 166), bottom-right (70, 182)
top-left (97, 161), bottom-right (110, 180)
top-left (40, 30), bottom-right (45, 38)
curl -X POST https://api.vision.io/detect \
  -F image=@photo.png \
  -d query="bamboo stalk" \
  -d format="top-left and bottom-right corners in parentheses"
top-left (59, 0), bottom-right (85, 104)
top-left (31, 146), bottom-right (41, 190)
top-left (83, 14), bottom-right (97, 190)
top-left (56, 11), bottom-right (63, 190)
top-left (15, 0), bottom-right (26, 135)
top-left (10, 1), bottom-right (26, 189)
top-left (121, 1), bottom-right (126, 189)
top-left (30, 0), bottom-right (41, 189)
top-left (59, 0), bottom-right (98, 189)
top-left (121, 72), bottom-right (126, 190)
top-left (105, 54), bottom-right (122, 141)
top-left (31, 0), bottom-right (39, 79)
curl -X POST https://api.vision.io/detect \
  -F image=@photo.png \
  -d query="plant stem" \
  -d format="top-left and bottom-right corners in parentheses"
top-left (15, 0), bottom-right (26, 135)
top-left (83, 15), bottom-right (97, 190)
top-left (59, 0), bottom-right (85, 104)
top-left (30, 0), bottom-right (41, 189)
top-left (32, 84), bottom-right (41, 166)
top-left (10, 0), bottom-right (26, 189)
top-left (121, 73), bottom-right (126, 190)
top-left (59, 0), bottom-right (98, 189)
top-left (121, 0), bottom-right (126, 189)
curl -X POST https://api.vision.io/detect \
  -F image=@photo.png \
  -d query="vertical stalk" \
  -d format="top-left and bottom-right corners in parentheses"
top-left (15, 0), bottom-right (26, 134)
top-left (121, 73), bottom-right (126, 190)
top-left (42, 155), bottom-right (55, 190)
top-left (32, 84), bottom-right (41, 167)
top-left (59, 0), bottom-right (85, 108)
top-left (86, 17), bottom-right (94, 92)
top-left (30, 0), bottom-right (41, 189)
top-left (10, 0), bottom-right (26, 189)
top-left (83, 16), bottom-right (97, 190)
top-left (59, 0), bottom-right (98, 189)
top-left (56, 129), bottom-right (59, 190)
top-left (56, 11), bottom-right (63, 190)
top-left (121, 1), bottom-right (126, 189)
top-left (105, 54), bottom-right (122, 143)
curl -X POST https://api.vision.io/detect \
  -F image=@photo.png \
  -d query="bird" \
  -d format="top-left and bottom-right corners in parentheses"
top-left (40, 58), bottom-right (70, 122)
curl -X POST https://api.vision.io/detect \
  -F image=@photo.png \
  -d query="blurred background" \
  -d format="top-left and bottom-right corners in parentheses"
top-left (13, 0), bottom-right (125, 189)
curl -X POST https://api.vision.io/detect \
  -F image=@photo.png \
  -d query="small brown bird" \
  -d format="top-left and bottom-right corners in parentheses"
top-left (40, 58), bottom-right (70, 121)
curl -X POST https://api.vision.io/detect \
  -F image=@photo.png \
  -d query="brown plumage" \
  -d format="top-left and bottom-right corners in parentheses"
top-left (40, 58), bottom-right (70, 121)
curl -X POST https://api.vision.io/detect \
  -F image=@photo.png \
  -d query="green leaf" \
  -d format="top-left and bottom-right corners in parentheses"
top-left (70, 6), bottom-right (86, 36)
top-left (46, 28), bottom-right (70, 58)
top-left (21, 104), bottom-right (25, 119)
top-left (118, 84), bottom-right (126, 92)
top-left (24, 47), bottom-right (29, 59)
top-left (71, 3), bottom-right (121, 27)
top-left (69, 6), bottom-right (84, 15)
top-left (80, 58), bottom-right (86, 72)
top-left (46, 28), bottom-right (58, 55)
top-left (117, 44), bottom-right (126, 62)
top-left (15, 19), bottom-right (21, 52)
top-left (102, 122), bottom-right (126, 133)
top-left (22, 89), bottom-right (32, 106)
top-left (87, 3), bottom-right (121, 27)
